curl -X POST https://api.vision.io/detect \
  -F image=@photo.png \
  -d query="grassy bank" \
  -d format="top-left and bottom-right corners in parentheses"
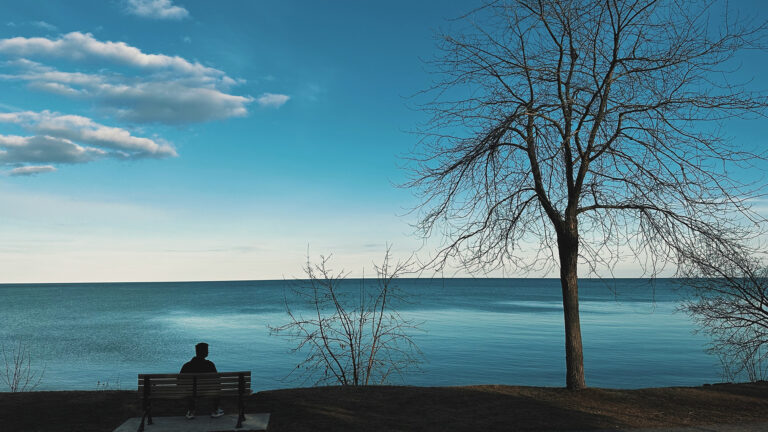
top-left (2, 382), bottom-right (768, 431)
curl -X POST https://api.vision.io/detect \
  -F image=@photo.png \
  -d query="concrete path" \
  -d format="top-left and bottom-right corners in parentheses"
top-left (576, 423), bottom-right (768, 432)
top-left (112, 413), bottom-right (269, 432)
top-left (111, 416), bottom-right (767, 432)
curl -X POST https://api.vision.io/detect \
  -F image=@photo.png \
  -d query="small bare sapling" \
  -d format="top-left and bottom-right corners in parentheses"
top-left (1, 340), bottom-right (45, 392)
top-left (271, 249), bottom-right (423, 386)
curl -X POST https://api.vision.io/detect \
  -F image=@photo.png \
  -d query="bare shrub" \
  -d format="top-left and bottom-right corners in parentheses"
top-left (96, 376), bottom-right (121, 391)
top-left (270, 248), bottom-right (423, 386)
top-left (680, 245), bottom-right (768, 382)
top-left (1, 340), bottom-right (45, 392)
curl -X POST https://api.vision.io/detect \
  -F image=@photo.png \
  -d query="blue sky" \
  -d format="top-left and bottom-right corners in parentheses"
top-left (0, 0), bottom-right (766, 283)
top-left (0, 0), bottom-right (483, 282)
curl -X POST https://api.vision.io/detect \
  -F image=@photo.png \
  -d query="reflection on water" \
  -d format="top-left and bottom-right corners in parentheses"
top-left (0, 279), bottom-right (718, 390)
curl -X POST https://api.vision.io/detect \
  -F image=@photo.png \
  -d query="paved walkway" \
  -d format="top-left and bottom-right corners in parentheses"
top-left (112, 413), bottom-right (269, 432)
top-left (576, 424), bottom-right (768, 432)
top-left (111, 416), bottom-right (767, 432)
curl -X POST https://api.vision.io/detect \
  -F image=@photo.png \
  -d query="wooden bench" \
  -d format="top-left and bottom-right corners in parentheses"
top-left (137, 371), bottom-right (251, 431)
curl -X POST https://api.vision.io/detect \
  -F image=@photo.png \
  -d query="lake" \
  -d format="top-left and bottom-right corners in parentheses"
top-left (0, 278), bottom-right (720, 391)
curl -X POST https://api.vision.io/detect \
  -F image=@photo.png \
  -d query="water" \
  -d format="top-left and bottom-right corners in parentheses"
top-left (0, 278), bottom-right (720, 391)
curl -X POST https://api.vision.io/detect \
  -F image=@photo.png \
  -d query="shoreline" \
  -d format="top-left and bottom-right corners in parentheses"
top-left (3, 382), bottom-right (768, 431)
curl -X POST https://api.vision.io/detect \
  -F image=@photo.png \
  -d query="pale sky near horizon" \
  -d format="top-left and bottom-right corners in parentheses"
top-left (1, 0), bottom-right (767, 283)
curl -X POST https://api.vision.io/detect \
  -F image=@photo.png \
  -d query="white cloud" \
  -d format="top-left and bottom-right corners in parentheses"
top-left (0, 111), bottom-right (177, 156)
top-left (4, 21), bottom-right (56, 31)
top-left (31, 21), bottom-right (57, 31)
top-left (1, 64), bottom-right (251, 123)
top-left (256, 93), bottom-right (290, 108)
top-left (0, 134), bottom-right (105, 164)
top-left (0, 33), bottom-right (256, 124)
top-left (8, 165), bottom-right (56, 176)
top-left (0, 101), bottom-right (22, 112)
top-left (29, 81), bottom-right (82, 96)
top-left (0, 32), bottom-right (219, 79)
top-left (100, 82), bottom-right (251, 123)
top-left (0, 111), bottom-right (177, 174)
top-left (125, 0), bottom-right (189, 20)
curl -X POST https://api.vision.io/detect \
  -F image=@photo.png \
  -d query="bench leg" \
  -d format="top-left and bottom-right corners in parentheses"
top-left (139, 397), bottom-right (152, 431)
top-left (141, 376), bottom-right (152, 428)
top-left (138, 411), bottom-right (146, 432)
top-left (236, 394), bottom-right (245, 428)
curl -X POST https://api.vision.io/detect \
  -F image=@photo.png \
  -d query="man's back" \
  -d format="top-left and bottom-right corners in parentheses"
top-left (180, 357), bottom-right (217, 374)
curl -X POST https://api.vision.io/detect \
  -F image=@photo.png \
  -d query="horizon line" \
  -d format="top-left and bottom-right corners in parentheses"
top-left (0, 275), bottom-right (682, 285)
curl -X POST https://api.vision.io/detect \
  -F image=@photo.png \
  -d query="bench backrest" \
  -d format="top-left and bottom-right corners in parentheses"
top-left (137, 371), bottom-right (251, 399)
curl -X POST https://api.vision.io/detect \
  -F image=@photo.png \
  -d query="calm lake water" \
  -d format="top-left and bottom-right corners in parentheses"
top-left (0, 278), bottom-right (720, 391)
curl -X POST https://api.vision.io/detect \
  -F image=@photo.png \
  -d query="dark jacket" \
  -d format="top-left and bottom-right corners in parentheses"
top-left (180, 357), bottom-right (217, 373)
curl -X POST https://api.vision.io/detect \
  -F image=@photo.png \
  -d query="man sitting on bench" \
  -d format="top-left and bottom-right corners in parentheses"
top-left (180, 342), bottom-right (224, 419)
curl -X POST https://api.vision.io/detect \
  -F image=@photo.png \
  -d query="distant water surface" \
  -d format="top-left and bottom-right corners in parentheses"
top-left (0, 278), bottom-right (719, 390)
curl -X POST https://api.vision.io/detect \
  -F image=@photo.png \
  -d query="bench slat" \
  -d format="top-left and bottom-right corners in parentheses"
top-left (142, 387), bottom-right (246, 392)
top-left (139, 381), bottom-right (252, 386)
top-left (138, 378), bottom-right (251, 384)
top-left (139, 385), bottom-right (249, 392)
top-left (139, 383), bottom-right (251, 389)
top-left (138, 378), bottom-right (251, 385)
top-left (141, 388), bottom-right (247, 394)
top-left (144, 393), bottom-right (226, 399)
top-left (139, 380), bottom-right (250, 384)
top-left (142, 392), bottom-right (246, 399)
top-left (149, 390), bottom-right (238, 399)
top-left (138, 372), bottom-right (250, 379)
top-left (139, 383), bottom-right (251, 387)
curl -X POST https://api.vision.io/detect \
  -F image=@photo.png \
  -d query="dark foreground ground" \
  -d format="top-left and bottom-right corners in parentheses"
top-left (1, 382), bottom-right (768, 431)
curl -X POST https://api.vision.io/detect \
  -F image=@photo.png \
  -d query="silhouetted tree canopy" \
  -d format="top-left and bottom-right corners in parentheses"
top-left (409, 0), bottom-right (768, 389)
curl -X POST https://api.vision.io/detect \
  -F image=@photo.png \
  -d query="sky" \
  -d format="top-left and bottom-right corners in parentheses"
top-left (0, 0), bottom-right (767, 283)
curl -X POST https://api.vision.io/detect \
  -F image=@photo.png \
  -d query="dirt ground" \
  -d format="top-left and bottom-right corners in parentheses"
top-left (1, 382), bottom-right (767, 431)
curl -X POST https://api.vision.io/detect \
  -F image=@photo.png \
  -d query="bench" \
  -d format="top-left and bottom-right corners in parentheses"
top-left (137, 371), bottom-right (251, 432)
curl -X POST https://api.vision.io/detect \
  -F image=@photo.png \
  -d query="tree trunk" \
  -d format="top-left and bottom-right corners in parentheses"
top-left (557, 226), bottom-right (586, 390)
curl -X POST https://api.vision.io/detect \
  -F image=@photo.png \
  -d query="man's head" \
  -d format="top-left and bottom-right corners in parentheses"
top-left (195, 342), bottom-right (209, 358)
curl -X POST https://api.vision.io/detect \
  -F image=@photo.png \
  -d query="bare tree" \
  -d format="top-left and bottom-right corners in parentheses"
top-left (680, 244), bottom-right (768, 382)
top-left (270, 249), bottom-right (422, 386)
top-left (2, 340), bottom-right (45, 392)
top-left (408, 0), bottom-right (768, 389)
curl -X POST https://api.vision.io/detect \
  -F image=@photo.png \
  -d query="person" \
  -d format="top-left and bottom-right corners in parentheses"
top-left (180, 342), bottom-right (224, 419)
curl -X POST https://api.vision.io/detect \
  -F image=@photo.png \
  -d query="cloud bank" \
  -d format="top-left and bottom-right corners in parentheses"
top-left (0, 134), bottom-right (105, 164)
top-left (0, 32), bottom-right (219, 78)
top-left (0, 31), bottom-right (289, 175)
top-left (0, 111), bottom-right (176, 174)
top-left (0, 32), bottom-right (283, 124)
top-left (125, 0), bottom-right (189, 20)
